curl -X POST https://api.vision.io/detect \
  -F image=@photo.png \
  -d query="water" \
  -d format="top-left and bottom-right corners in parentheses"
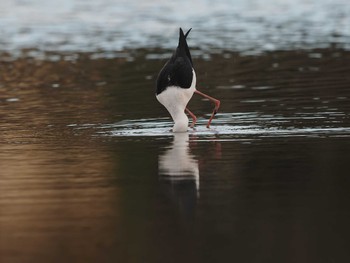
top-left (1, 0), bottom-right (350, 54)
top-left (1, 48), bottom-right (350, 262)
top-left (96, 113), bottom-right (350, 137)
top-left (1, 1), bottom-right (350, 262)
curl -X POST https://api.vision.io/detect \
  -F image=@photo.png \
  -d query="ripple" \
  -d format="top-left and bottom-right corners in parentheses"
top-left (93, 113), bottom-right (350, 139)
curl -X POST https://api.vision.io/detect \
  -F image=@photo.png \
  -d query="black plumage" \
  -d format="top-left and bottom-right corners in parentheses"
top-left (156, 28), bottom-right (193, 95)
top-left (154, 27), bottom-right (220, 131)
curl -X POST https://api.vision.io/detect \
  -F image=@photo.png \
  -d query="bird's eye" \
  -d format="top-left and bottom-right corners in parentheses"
top-left (167, 75), bottom-right (171, 82)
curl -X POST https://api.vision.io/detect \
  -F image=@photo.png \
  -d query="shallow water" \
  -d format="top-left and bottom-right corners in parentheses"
top-left (1, 47), bottom-right (350, 262)
top-left (1, 1), bottom-right (350, 262)
top-left (97, 113), bottom-right (350, 138)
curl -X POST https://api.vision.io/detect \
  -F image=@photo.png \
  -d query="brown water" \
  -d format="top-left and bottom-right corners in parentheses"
top-left (1, 48), bottom-right (350, 263)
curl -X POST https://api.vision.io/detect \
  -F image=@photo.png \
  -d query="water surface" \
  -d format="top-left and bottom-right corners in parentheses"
top-left (1, 48), bottom-right (350, 262)
top-left (1, 1), bottom-right (350, 262)
top-left (1, 0), bottom-right (350, 54)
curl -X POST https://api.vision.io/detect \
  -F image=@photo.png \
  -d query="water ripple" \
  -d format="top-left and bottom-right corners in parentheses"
top-left (92, 112), bottom-right (350, 139)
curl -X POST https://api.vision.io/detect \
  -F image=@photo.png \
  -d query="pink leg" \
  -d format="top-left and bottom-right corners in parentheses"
top-left (194, 90), bottom-right (221, 128)
top-left (185, 108), bottom-right (197, 129)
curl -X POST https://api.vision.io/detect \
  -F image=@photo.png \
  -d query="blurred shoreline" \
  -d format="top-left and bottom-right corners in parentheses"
top-left (1, 0), bottom-right (349, 55)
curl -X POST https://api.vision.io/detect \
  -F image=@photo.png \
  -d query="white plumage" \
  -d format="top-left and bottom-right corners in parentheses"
top-left (156, 70), bottom-right (196, 132)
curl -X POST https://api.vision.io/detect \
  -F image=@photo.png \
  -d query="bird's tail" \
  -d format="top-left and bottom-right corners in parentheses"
top-left (184, 28), bottom-right (192, 39)
top-left (178, 28), bottom-right (193, 65)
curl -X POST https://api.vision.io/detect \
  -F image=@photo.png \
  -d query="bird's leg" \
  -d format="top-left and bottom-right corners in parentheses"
top-left (194, 90), bottom-right (221, 128)
top-left (185, 108), bottom-right (197, 129)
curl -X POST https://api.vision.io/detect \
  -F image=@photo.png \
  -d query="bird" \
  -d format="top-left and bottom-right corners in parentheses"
top-left (155, 28), bottom-right (220, 132)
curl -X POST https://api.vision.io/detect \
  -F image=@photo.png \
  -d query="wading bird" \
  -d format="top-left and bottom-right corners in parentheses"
top-left (156, 28), bottom-right (220, 132)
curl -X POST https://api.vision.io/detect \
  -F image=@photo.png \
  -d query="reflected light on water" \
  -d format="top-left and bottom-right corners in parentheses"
top-left (159, 133), bottom-right (199, 188)
top-left (158, 133), bottom-right (199, 218)
top-left (0, 142), bottom-right (120, 262)
top-left (96, 112), bottom-right (350, 139)
top-left (1, 44), bottom-right (350, 262)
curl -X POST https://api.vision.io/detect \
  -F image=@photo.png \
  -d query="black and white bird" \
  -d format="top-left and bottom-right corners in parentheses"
top-left (156, 28), bottom-right (220, 132)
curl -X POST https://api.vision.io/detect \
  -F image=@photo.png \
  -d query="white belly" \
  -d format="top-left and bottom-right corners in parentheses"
top-left (156, 85), bottom-right (195, 111)
top-left (156, 69), bottom-right (196, 115)
top-left (156, 69), bottom-right (196, 132)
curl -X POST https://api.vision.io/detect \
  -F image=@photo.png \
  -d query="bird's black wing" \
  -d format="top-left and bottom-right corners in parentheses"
top-left (156, 56), bottom-right (193, 95)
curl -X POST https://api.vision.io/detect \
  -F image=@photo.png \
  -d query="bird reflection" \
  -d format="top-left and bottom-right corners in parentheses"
top-left (158, 133), bottom-right (199, 218)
